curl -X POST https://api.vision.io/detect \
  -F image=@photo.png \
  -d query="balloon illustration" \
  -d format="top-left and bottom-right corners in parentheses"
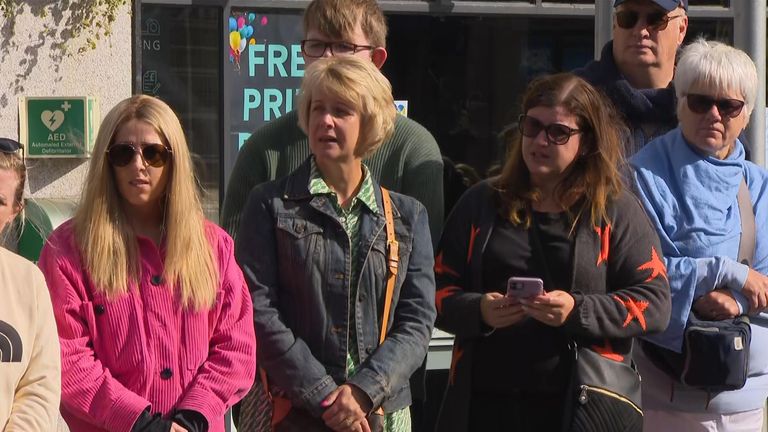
top-left (248, 13), bottom-right (256, 23)
top-left (249, 38), bottom-right (256, 45)
top-left (239, 27), bottom-right (248, 39)
top-left (261, 16), bottom-right (268, 26)
top-left (238, 37), bottom-right (247, 54)
top-left (229, 31), bottom-right (241, 52)
top-left (245, 25), bottom-right (254, 38)
top-left (237, 16), bottom-right (246, 30)
top-left (228, 17), bottom-right (237, 32)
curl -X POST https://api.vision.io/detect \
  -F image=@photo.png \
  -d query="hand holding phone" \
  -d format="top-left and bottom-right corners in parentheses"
top-left (506, 277), bottom-right (544, 300)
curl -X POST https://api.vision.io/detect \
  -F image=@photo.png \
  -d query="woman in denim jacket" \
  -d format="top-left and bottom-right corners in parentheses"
top-left (236, 56), bottom-right (436, 432)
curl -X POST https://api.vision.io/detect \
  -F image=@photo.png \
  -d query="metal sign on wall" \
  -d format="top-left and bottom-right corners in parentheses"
top-left (19, 96), bottom-right (99, 158)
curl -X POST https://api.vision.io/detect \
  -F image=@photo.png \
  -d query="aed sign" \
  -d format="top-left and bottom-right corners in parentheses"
top-left (19, 96), bottom-right (99, 158)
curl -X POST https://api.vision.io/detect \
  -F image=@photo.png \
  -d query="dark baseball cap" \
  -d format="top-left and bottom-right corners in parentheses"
top-left (614, 0), bottom-right (688, 12)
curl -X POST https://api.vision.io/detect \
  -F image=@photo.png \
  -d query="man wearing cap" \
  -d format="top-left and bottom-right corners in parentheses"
top-left (575, 0), bottom-right (688, 156)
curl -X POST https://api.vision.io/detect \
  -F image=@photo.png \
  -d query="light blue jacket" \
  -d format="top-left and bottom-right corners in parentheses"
top-left (630, 127), bottom-right (768, 412)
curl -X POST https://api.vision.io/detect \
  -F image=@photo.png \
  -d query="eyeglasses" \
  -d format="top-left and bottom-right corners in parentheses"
top-left (106, 143), bottom-right (172, 168)
top-left (518, 114), bottom-right (581, 145)
top-left (300, 39), bottom-right (374, 58)
top-left (686, 94), bottom-right (745, 118)
top-left (0, 138), bottom-right (22, 154)
top-left (615, 10), bottom-right (683, 31)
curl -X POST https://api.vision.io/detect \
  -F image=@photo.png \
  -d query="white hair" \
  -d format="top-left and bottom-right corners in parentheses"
top-left (674, 38), bottom-right (758, 117)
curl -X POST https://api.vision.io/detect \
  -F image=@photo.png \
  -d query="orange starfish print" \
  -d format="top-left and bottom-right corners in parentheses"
top-left (467, 225), bottom-right (480, 264)
top-left (637, 246), bottom-right (668, 282)
top-left (594, 224), bottom-right (611, 266)
top-left (434, 252), bottom-right (459, 278)
top-left (592, 340), bottom-right (624, 362)
top-left (436, 286), bottom-right (460, 314)
top-left (613, 295), bottom-right (649, 331)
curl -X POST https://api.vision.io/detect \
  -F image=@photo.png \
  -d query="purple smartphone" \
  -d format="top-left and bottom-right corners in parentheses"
top-left (506, 276), bottom-right (544, 299)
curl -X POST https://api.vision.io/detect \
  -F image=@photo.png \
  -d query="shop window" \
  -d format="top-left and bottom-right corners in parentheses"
top-left (225, 9), bottom-right (304, 154)
top-left (141, 5), bottom-right (222, 222)
top-left (385, 15), bottom-right (593, 177)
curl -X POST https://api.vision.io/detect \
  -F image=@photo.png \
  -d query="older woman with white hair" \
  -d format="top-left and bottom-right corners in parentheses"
top-left (630, 38), bottom-right (768, 431)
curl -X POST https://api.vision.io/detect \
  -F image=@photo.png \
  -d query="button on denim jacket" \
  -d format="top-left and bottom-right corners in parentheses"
top-left (236, 159), bottom-right (436, 417)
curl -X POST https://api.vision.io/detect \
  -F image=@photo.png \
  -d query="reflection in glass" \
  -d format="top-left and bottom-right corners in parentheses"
top-left (141, 5), bottom-right (221, 223)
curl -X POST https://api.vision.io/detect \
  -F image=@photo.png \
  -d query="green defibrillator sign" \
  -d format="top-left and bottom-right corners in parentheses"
top-left (19, 96), bottom-right (99, 157)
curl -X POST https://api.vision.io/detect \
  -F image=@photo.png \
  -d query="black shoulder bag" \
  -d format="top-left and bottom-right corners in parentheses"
top-left (529, 218), bottom-right (643, 432)
top-left (642, 178), bottom-right (753, 397)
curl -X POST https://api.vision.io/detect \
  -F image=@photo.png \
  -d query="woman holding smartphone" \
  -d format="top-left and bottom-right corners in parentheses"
top-left (433, 73), bottom-right (671, 432)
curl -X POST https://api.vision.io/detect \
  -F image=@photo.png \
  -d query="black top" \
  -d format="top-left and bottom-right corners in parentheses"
top-left (471, 211), bottom-right (572, 394)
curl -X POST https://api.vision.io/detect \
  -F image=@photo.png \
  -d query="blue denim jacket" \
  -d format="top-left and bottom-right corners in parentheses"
top-left (235, 159), bottom-right (436, 417)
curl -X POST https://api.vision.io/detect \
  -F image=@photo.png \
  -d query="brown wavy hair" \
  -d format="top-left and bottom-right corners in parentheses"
top-left (494, 73), bottom-right (626, 228)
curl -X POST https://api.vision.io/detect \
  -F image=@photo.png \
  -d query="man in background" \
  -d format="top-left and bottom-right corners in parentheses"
top-left (575, 0), bottom-right (688, 155)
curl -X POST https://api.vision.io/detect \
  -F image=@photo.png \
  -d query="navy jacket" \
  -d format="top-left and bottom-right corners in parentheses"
top-left (574, 41), bottom-right (679, 156)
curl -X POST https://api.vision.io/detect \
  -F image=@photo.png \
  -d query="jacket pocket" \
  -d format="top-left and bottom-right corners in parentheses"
top-left (275, 216), bottom-right (325, 269)
top-left (88, 294), bottom-right (144, 377)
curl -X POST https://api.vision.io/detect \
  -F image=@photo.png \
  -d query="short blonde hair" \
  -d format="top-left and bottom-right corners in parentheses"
top-left (675, 38), bottom-right (758, 117)
top-left (73, 95), bottom-right (217, 310)
top-left (298, 56), bottom-right (396, 159)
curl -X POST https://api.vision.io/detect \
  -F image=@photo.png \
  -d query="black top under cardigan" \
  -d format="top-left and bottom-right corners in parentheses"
top-left (433, 180), bottom-right (672, 432)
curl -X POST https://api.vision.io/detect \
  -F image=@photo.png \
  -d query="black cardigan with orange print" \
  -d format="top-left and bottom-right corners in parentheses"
top-left (433, 179), bottom-right (671, 432)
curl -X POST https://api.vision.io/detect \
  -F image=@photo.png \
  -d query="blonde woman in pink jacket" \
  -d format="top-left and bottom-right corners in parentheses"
top-left (38, 96), bottom-right (256, 432)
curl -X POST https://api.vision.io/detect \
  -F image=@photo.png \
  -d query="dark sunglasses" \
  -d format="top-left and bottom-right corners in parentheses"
top-left (615, 10), bottom-right (683, 31)
top-left (686, 94), bottom-right (745, 118)
top-left (518, 114), bottom-right (581, 145)
top-left (106, 143), bottom-right (172, 168)
top-left (0, 138), bottom-right (22, 154)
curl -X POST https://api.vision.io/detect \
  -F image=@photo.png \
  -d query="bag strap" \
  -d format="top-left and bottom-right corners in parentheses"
top-left (380, 187), bottom-right (399, 344)
top-left (737, 177), bottom-right (756, 267)
top-left (263, 188), bottom-right (400, 422)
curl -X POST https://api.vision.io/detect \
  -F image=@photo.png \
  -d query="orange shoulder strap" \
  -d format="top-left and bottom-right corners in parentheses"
top-left (380, 187), bottom-right (399, 345)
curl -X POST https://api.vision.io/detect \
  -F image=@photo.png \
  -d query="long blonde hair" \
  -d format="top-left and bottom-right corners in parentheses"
top-left (74, 95), bottom-right (217, 310)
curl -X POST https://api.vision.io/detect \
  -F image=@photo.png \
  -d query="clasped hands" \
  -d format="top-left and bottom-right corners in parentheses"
top-left (694, 268), bottom-right (768, 320)
top-left (321, 383), bottom-right (374, 432)
top-left (480, 290), bottom-right (575, 329)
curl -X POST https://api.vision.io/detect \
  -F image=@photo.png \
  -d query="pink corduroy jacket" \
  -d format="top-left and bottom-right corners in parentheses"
top-left (38, 220), bottom-right (256, 432)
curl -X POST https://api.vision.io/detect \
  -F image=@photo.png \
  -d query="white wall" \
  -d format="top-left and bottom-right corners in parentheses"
top-left (0, 3), bottom-right (132, 200)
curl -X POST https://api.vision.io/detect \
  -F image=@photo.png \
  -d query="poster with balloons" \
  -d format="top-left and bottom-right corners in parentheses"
top-left (226, 10), bottom-right (304, 156)
top-left (228, 12), bottom-right (261, 71)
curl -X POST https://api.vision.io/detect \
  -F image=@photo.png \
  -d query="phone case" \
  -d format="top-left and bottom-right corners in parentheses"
top-left (506, 276), bottom-right (544, 298)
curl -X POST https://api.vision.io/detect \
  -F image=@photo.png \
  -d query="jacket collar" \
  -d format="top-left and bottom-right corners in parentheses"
top-left (282, 157), bottom-right (400, 219)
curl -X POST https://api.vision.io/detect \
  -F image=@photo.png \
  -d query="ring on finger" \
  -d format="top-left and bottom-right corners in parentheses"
top-left (344, 417), bottom-right (355, 427)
